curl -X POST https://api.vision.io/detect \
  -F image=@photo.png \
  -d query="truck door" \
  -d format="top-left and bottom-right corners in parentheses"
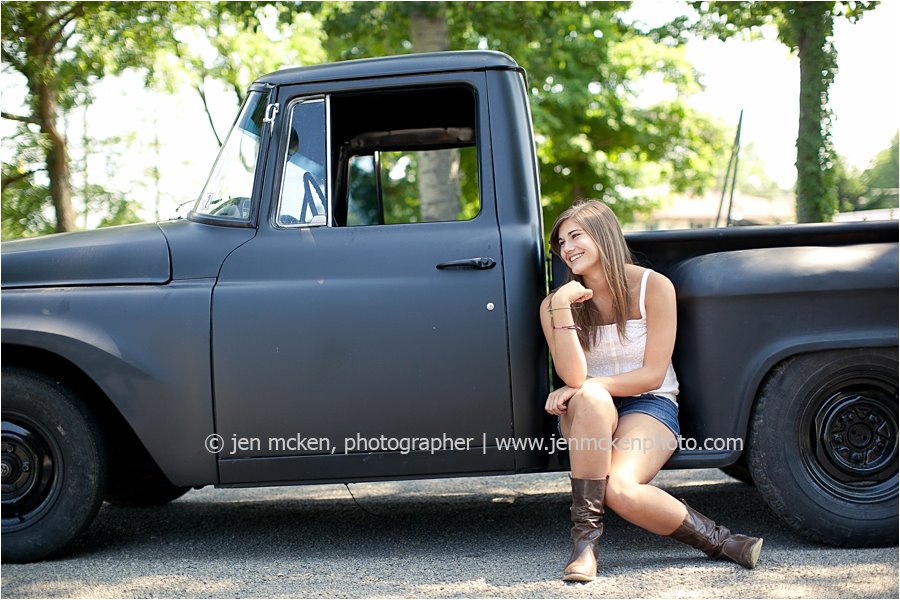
top-left (211, 75), bottom-right (514, 484)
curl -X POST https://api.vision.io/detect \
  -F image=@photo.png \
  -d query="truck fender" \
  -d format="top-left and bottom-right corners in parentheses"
top-left (1, 282), bottom-right (219, 487)
top-left (668, 242), bottom-right (898, 446)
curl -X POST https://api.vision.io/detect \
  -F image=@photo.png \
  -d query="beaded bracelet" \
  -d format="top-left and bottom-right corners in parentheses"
top-left (548, 291), bottom-right (580, 332)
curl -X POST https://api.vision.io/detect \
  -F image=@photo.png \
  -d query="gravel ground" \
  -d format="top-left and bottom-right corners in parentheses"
top-left (2, 468), bottom-right (897, 598)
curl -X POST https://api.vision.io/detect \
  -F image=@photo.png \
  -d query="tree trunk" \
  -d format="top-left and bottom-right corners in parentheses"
top-left (37, 79), bottom-right (77, 232)
top-left (410, 3), bottom-right (461, 222)
top-left (82, 102), bottom-right (90, 228)
top-left (410, 4), bottom-right (449, 53)
top-left (793, 2), bottom-right (837, 223)
top-left (27, 4), bottom-right (78, 234)
top-left (571, 160), bottom-right (587, 203)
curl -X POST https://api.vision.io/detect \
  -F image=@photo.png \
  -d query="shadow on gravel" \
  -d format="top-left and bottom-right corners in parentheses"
top-left (64, 478), bottom-right (805, 568)
top-left (8, 476), bottom-right (897, 599)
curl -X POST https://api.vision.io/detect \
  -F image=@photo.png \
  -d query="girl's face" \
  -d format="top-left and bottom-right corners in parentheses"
top-left (556, 218), bottom-right (601, 276)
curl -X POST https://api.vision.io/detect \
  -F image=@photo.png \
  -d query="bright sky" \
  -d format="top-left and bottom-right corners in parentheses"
top-left (2, 1), bottom-right (897, 223)
top-left (626, 0), bottom-right (899, 189)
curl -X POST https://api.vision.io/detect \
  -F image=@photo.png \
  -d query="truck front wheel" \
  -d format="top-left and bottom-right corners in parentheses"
top-left (1, 367), bottom-right (107, 563)
top-left (747, 348), bottom-right (898, 546)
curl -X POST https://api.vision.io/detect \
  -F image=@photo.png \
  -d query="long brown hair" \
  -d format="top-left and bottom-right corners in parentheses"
top-left (549, 200), bottom-right (633, 349)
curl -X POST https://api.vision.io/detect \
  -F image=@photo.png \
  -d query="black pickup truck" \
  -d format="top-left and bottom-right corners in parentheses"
top-left (2, 51), bottom-right (897, 563)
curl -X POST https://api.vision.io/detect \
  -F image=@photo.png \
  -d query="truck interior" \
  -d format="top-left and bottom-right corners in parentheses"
top-left (328, 85), bottom-right (480, 227)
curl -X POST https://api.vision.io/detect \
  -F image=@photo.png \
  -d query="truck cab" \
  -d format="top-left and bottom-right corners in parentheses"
top-left (184, 52), bottom-right (549, 484)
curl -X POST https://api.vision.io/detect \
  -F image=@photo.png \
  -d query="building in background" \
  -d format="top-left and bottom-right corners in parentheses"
top-left (630, 191), bottom-right (795, 231)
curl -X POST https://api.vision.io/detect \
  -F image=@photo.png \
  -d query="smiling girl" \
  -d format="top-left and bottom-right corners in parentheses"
top-left (541, 200), bottom-right (762, 582)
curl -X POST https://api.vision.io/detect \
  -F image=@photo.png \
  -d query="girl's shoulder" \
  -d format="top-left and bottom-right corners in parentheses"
top-left (643, 269), bottom-right (676, 307)
top-left (625, 266), bottom-right (675, 313)
top-left (646, 268), bottom-right (675, 290)
top-left (627, 265), bottom-right (674, 288)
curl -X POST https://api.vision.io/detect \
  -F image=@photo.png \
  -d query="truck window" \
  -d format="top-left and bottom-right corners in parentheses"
top-left (347, 147), bottom-right (478, 225)
top-left (193, 91), bottom-right (266, 220)
top-left (275, 98), bottom-right (328, 227)
top-left (332, 86), bottom-right (480, 227)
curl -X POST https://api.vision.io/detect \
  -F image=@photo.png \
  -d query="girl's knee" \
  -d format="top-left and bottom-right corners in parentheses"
top-left (605, 475), bottom-right (640, 513)
top-left (569, 382), bottom-right (615, 421)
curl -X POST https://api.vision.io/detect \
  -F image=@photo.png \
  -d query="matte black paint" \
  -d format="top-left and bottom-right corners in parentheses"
top-left (2, 281), bottom-right (217, 485)
top-left (212, 71), bottom-right (515, 485)
top-left (1, 51), bottom-right (897, 490)
top-left (666, 242), bottom-right (898, 466)
top-left (255, 50), bottom-right (520, 88)
top-left (1, 223), bottom-right (171, 289)
top-left (157, 220), bottom-right (257, 281)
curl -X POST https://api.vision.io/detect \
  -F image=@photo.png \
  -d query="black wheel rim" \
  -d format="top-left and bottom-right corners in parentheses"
top-left (2, 414), bottom-right (62, 532)
top-left (800, 366), bottom-right (898, 504)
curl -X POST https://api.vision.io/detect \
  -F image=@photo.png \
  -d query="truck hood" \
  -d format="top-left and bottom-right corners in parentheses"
top-left (1, 223), bottom-right (171, 289)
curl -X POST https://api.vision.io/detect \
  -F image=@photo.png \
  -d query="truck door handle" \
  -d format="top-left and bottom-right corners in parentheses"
top-left (436, 257), bottom-right (496, 270)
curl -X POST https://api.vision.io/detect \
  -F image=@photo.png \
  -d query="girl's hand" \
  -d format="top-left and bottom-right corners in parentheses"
top-left (545, 385), bottom-right (579, 416)
top-left (552, 280), bottom-right (593, 307)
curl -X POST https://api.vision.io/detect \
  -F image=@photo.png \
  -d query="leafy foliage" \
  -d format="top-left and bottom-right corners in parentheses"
top-left (833, 157), bottom-right (868, 213)
top-left (690, 1), bottom-right (878, 222)
top-left (2, 123), bottom-right (55, 238)
top-left (1, 1), bottom-right (194, 236)
top-left (312, 1), bottom-right (727, 228)
top-left (3, 2), bottom-right (780, 236)
top-left (348, 148), bottom-right (480, 226)
top-left (863, 132), bottom-right (899, 191)
top-left (2, 2), bottom-right (194, 111)
top-left (151, 3), bottom-right (327, 143)
top-left (733, 143), bottom-right (791, 198)
top-left (836, 133), bottom-right (900, 212)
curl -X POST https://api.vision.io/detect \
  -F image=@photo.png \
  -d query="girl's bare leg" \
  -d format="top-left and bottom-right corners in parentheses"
top-left (604, 413), bottom-right (687, 535)
top-left (559, 381), bottom-right (618, 479)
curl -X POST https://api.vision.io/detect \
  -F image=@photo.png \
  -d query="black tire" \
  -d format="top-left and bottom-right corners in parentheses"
top-left (747, 348), bottom-right (898, 547)
top-left (719, 457), bottom-right (755, 485)
top-left (2, 367), bottom-right (107, 563)
top-left (105, 466), bottom-right (189, 507)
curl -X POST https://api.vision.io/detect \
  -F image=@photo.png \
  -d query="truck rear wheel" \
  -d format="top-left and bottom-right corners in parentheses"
top-left (1, 368), bottom-right (107, 563)
top-left (747, 348), bottom-right (898, 546)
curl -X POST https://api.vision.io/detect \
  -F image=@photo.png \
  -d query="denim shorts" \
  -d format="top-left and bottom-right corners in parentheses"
top-left (614, 394), bottom-right (681, 438)
top-left (557, 393), bottom-right (680, 439)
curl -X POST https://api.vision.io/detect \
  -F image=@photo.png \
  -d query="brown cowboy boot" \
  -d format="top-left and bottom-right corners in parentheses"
top-left (668, 499), bottom-right (763, 569)
top-left (563, 477), bottom-right (608, 582)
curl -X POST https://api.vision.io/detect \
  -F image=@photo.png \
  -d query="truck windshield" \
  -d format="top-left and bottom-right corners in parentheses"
top-left (192, 91), bottom-right (266, 220)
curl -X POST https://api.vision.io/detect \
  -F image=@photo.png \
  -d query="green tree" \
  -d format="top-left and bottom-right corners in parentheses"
top-left (733, 143), bottom-right (791, 199)
top-left (863, 132), bottom-right (899, 191)
top-left (832, 135), bottom-right (899, 213)
top-left (314, 1), bottom-right (727, 227)
top-left (312, 1), bottom-right (464, 221)
top-left (833, 156), bottom-right (868, 213)
top-left (1, 2), bottom-right (192, 236)
top-left (1, 123), bottom-right (55, 238)
top-left (152, 2), bottom-right (327, 145)
top-left (691, 1), bottom-right (877, 222)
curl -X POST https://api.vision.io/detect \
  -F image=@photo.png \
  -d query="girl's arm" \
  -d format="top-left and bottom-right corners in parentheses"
top-left (540, 280), bottom-right (593, 388)
top-left (587, 271), bottom-right (677, 396)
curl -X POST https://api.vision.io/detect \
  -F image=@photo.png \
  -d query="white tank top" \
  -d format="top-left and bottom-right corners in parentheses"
top-left (584, 269), bottom-right (679, 405)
